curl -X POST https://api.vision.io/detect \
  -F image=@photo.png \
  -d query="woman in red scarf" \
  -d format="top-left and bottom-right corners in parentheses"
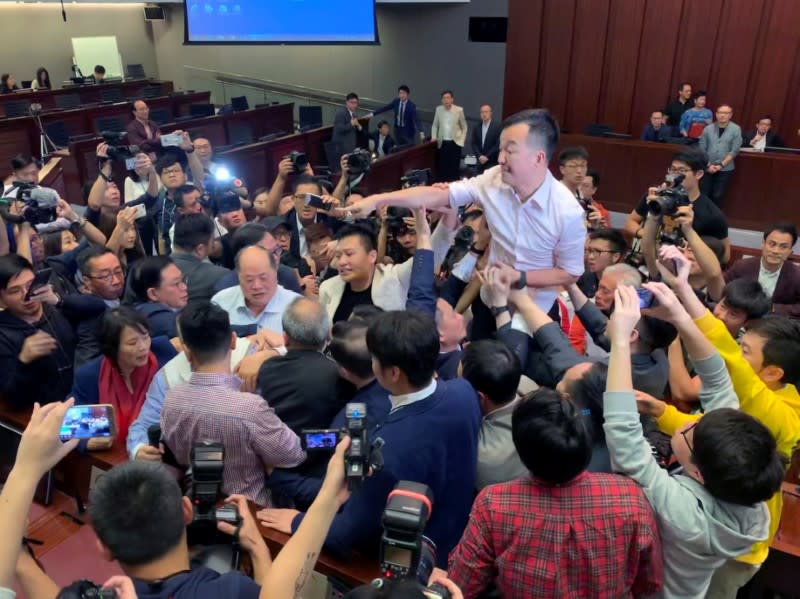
top-left (70, 307), bottom-right (177, 449)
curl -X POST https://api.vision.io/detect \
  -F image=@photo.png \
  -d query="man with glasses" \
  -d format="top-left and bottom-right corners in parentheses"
top-left (577, 229), bottom-right (627, 298)
top-left (153, 144), bottom-right (206, 255)
top-left (699, 104), bottom-right (742, 207)
top-left (129, 256), bottom-right (189, 338)
top-left (624, 149), bottom-right (729, 263)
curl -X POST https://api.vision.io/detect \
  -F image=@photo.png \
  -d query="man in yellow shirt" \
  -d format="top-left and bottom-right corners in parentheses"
top-left (638, 245), bottom-right (800, 598)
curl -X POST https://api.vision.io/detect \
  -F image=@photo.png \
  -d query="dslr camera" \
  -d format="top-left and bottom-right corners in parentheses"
top-left (647, 174), bottom-right (690, 218)
top-left (100, 131), bottom-right (139, 161)
top-left (380, 481), bottom-right (451, 599)
top-left (401, 168), bottom-right (432, 189)
top-left (344, 148), bottom-right (372, 177)
top-left (0, 181), bottom-right (58, 226)
top-left (286, 150), bottom-right (308, 173)
top-left (386, 206), bottom-right (413, 233)
top-left (56, 580), bottom-right (117, 599)
top-left (186, 441), bottom-right (242, 546)
top-left (202, 167), bottom-right (243, 217)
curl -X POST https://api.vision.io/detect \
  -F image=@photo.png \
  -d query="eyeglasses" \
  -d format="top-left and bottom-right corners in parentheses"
top-left (585, 248), bottom-right (617, 258)
top-left (86, 268), bottom-right (124, 282)
top-left (681, 421), bottom-right (697, 454)
top-left (667, 167), bottom-right (692, 175)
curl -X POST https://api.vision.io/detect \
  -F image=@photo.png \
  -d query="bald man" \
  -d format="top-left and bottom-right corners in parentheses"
top-left (210, 245), bottom-right (301, 336)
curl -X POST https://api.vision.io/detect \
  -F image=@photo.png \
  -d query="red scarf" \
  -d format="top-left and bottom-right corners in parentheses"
top-left (98, 353), bottom-right (159, 445)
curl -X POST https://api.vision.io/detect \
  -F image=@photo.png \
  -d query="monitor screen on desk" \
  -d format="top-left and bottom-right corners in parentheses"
top-left (765, 146), bottom-right (800, 155)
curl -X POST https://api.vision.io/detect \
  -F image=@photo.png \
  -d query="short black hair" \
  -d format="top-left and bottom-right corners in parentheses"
top-left (566, 362), bottom-right (609, 446)
top-left (231, 222), bottom-right (270, 257)
top-left (558, 146), bottom-right (589, 165)
top-left (651, 109), bottom-right (664, 117)
top-left (501, 108), bottom-right (560, 160)
top-left (366, 310), bottom-right (439, 387)
top-left (154, 154), bottom-right (184, 176)
top-left (672, 148), bottom-right (707, 173)
top-left (97, 307), bottom-right (151, 363)
top-left (0, 254), bottom-right (33, 290)
top-left (584, 168), bottom-right (601, 188)
top-left (292, 173), bottom-right (323, 195)
top-left (377, 120), bottom-right (390, 129)
top-left (745, 316), bottom-right (800, 384)
top-left (346, 92), bottom-right (359, 102)
top-left (10, 154), bottom-right (38, 171)
top-left (77, 245), bottom-right (115, 278)
top-left (441, 90), bottom-right (454, 98)
top-left (512, 388), bottom-right (592, 484)
top-left (336, 223), bottom-right (377, 253)
top-left (349, 304), bottom-right (384, 325)
top-left (173, 184), bottom-right (200, 209)
top-left (763, 222), bottom-right (798, 246)
top-left (94, 65), bottom-right (106, 75)
top-left (693, 408), bottom-right (786, 505)
top-left (173, 213), bottom-right (214, 251)
top-left (636, 314), bottom-right (678, 351)
top-left (720, 279), bottom-right (770, 322)
top-left (460, 340), bottom-right (521, 406)
top-left (758, 114), bottom-right (773, 122)
top-left (397, 85), bottom-right (410, 94)
top-left (329, 320), bottom-right (373, 379)
top-left (130, 256), bottom-right (174, 303)
top-left (587, 228), bottom-right (626, 253)
top-left (89, 462), bottom-right (185, 567)
top-left (178, 301), bottom-right (231, 364)
top-left (694, 90), bottom-right (707, 100)
top-left (679, 81), bottom-right (691, 91)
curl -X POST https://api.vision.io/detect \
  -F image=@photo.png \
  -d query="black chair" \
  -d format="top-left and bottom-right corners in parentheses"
top-left (54, 93), bottom-right (81, 110)
top-left (94, 115), bottom-right (127, 134)
top-left (602, 132), bottom-right (632, 140)
top-left (299, 106), bottom-right (323, 130)
top-left (44, 121), bottom-right (69, 148)
top-left (583, 123), bottom-right (612, 137)
top-left (143, 84), bottom-right (163, 98)
top-left (231, 96), bottom-right (249, 112)
top-left (190, 103), bottom-right (215, 118)
top-left (149, 108), bottom-right (173, 125)
top-left (100, 87), bottom-right (125, 104)
top-left (21, 80), bottom-right (32, 89)
top-left (126, 64), bottom-right (146, 79)
top-left (228, 121), bottom-right (254, 145)
top-left (2, 100), bottom-right (31, 118)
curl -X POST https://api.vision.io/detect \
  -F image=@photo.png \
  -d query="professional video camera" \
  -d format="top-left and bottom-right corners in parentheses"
top-left (0, 181), bottom-right (58, 226)
top-left (386, 206), bottom-right (413, 233)
top-left (647, 174), bottom-right (689, 218)
top-left (100, 131), bottom-right (139, 161)
top-left (202, 167), bottom-right (243, 216)
top-left (186, 441), bottom-right (242, 547)
top-left (380, 481), bottom-right (451, 599)
top-left (286, 150), bottom-right (309, 173)
top-left (345, 148), bottom-right (372, 177)
top-left (56, 580), bottom-right (117, 599)
top-left (401, 168), bottom-right (432, 189)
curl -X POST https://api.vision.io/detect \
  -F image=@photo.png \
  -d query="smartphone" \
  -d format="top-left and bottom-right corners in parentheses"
top-left (124, 157), bottom-right (137, 171)
top-left (59, 404), bottom-right (116, 442)
top-left (24, 268), bottom-right (53, 301)
top-left (161, 133), bottom-right (183, 147)
top-left (637, 287), bottom-right (655, 309)
top-left (304, 193), bottom-right (332, 211)
top-left (301, 429), bottom-right (339, 451)
top-left (125, 196), bottom-right (147, 220)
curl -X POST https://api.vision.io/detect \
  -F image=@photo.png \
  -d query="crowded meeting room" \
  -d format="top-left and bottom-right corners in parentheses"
top-left (2, 0), bottom-right (800, 598)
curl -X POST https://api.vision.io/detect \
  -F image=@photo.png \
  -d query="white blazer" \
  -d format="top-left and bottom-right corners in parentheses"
top-left (431, 105), bottom-right (468, 148)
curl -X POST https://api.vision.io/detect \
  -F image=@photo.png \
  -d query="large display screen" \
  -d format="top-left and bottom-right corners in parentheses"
top-left (184, 0), bottom-right (378, 44)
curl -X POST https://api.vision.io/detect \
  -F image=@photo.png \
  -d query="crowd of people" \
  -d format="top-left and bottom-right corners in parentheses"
top-left (0, 83), bottom-right (799, 599)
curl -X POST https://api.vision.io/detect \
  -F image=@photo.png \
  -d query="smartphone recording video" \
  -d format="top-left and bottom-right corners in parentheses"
top-left (59, 405), bottom-right (116, 442)
top-left (637, 287), bottom-right (655, 309)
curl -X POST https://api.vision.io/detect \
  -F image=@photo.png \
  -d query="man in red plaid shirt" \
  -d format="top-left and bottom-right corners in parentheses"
top-left (445, 387), bottom-right (663, 599)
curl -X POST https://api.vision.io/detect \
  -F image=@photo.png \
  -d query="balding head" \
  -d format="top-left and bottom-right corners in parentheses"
top-left (282, 297), bottom-right (329, 349)
top-left (237, 245), bottom-right (278, 312)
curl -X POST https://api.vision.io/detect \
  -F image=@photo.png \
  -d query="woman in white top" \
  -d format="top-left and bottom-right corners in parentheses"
top-left (124, 152), bottom-right (162, 255)
top-left (29, 67), bottom-right (51, 91)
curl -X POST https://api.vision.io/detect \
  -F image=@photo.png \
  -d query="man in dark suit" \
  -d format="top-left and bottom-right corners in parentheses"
top-left (724, 223), bottom-right (800, 318)
top-left (332, 92), bottom-right (363, 157)
top-left (742, 115), bottom-right (785, 151)
top-left (470, 104), bottom-right (501, 172)
top-left (126, 100), bottom-right (162, 153)
top-left (369, 121), bottom-right (397, 158)
top-left (370, 85), bottom-right (424, 146)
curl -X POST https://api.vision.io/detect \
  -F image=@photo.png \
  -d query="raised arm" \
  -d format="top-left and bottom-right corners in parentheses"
top-left (673, 205), bottom-right (724, 301)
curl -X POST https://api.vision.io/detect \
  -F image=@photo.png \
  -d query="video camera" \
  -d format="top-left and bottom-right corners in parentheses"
top-left (344, 148), bottom-right (372, 177)
top-left (100, 131), bottom-right (139, 161)
top-left (380, 481), bottom-right (451, 599)
top-left (286, 150), bottom-right (309, 173)
top-left (186, 441), bottom-right (242, 546)
top-left (647, 174), bottom-right (689, 218)
top-left (401, 168), bottom-right (432, 189)
top-left (386, 206), bottom-right (413, 233)
top-left (56, 580), bottom-right (117, 599)
top-left (0, 181), bottom-right (58, 226)
top-left (202, 167), bottom-right (243, 217)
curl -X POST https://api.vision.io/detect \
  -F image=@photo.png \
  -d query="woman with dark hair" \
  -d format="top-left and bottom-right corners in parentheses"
top-left (42, 228), bottom-right (80, 259)
top-left (30, 67), bottom-right (51, 91)
top-left (70, 307), bottom-right (177, 447)
top-left (0, 73), bottom-right (19, 94)
top-left (106, 206), bottom-right (146, 271)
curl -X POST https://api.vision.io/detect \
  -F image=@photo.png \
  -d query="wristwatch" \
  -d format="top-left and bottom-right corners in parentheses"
top-left (513, 271), bottom-right (526, 290)
top-left (490, 305), bottom-right (510, 317)
top-left (184, 147), bottom-right (195, 154)
top-left (469, 243), bottom-right (486, 256)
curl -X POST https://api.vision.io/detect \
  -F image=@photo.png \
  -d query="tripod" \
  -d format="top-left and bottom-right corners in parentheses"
top-left (31, 108), bottom-right (58, 159)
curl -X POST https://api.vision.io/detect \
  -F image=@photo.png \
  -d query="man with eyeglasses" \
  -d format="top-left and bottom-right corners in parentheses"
top-left (129, 256), bottom-right (189, 338)
top-left (698, 104), bottom-right (742, 207)
top-left (577, 229), bottom-right (627, 298)
top-left (0, 254), bottom-right (76, 408)
top-left (624, 149), bottom-right (729, 264)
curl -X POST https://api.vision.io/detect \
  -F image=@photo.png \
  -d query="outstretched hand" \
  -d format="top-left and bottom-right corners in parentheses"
top-left (15, 399), bottom-right (79, 480)
top-left (657, 244), bottom-right (692, 288)
top-left (607, 286), bottom-right (641, 344)
top-left (641, 281), bottom-right (690, 324)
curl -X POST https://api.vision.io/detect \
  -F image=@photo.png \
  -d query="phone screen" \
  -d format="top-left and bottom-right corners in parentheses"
top-left (303, 431), bottom-right (337, 449)
top-left (125, 157), bottom-right (137, 170)
top-left (304, 194), bottom-right (330, 210)
top-left (637, 288), bottom-right (655, 309)
top-left (24, 268), bottom-right (53, 301)
top-left (59, 405), bottom-right (115, 441)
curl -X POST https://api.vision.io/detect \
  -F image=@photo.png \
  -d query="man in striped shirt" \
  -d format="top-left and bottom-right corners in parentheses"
top-left (161, 301), bottom-right (305, 507)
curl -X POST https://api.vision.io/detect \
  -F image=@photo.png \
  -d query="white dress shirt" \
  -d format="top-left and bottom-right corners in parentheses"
top-left (758, 261), bottom-right (781, 298)
top-left (296, 212), bottom-right (317, 257)
top-left (481, 122), bottom-right (489, 147)
top-left (439, 109), bottom-right (456, 141)
top-left (377, 134), bottom-right (387, 157)
top-left (389, 379), bottom-right (437, 413)
top-left (211, 284), bottom-right (301, 331)
top-left (448, 166), bottom-right (586, 315)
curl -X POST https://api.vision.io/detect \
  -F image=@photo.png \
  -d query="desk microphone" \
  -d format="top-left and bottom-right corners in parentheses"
top-left (147, 425), bottom-right (161, 448)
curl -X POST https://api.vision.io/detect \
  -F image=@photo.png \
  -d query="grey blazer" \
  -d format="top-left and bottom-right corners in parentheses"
top-left (699, 122), bottom-right (742, 171)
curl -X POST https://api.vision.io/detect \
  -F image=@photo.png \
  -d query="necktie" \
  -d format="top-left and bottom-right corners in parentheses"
top-left (399, 102), bottom-right (405, 127)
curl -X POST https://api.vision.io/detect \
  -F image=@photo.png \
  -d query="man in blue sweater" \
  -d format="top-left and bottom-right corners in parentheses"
top-left (258, 310), bottom-right (481, 567)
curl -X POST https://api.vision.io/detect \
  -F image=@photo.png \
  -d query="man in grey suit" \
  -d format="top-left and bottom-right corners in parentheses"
top-left (698, 104), bottom-right (742, 207)
top-left (332, 92), bottom-right (364, 158)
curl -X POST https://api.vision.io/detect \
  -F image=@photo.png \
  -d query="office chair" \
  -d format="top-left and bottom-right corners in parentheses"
top-left (149, 108), bottom-right (173, 125)
top-left (228, 121), bottom-right (254, 146)
top-left (126, 64), bottom-right (146, 79)
top-left (143, 84), bottom-right (163, 99)
top-left (44, 121), bottom-right (69, 148)
top-left (299, 106), bottom-right (323, 130)
top-left (231, 96), bottom-right (249, 112)
top-left (190, 103), bottom-right (215, 118)
top-left (583, 123), bottom-right (612, 137)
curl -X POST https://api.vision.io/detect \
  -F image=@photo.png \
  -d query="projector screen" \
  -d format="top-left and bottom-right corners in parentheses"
top-left (184, 0), bottom-right (378, 44)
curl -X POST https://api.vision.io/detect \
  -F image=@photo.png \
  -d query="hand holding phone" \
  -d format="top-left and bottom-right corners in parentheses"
top-left (24, 268), bottom-right (53, 301)
top-left (161, 133), bottom-right (183, 147)
top-left (301, 429), bottom-right (340, 451)
top-left (636, 287), bottom-right (655, 309)
top-left (304, 193), bottom-right (332, 211)
top-left (59, 405), bottom-right (117, 442)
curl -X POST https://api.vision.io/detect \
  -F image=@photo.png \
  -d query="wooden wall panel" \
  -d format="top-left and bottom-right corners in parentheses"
top-left (671, 0), bottom-right (724, 93)
top-left (501, 0), bottom-right (544, 116)
top-left (536, 0), bottom-right (576, 125)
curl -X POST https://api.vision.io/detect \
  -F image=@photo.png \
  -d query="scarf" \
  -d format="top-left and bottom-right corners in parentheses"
top-left (98, 352), bottom-right (159, 444)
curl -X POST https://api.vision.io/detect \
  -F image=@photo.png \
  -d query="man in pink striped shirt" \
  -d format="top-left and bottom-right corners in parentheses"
top-left (161, 302), bottom-right (305, 506)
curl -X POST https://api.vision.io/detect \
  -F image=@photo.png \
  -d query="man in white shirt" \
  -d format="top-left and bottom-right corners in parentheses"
top-left (348, 108), bottom-right (586, 328)
top-left (431, 90), bottom-right (468, 182)
top-left (211, 245), bottom-right (301, 335)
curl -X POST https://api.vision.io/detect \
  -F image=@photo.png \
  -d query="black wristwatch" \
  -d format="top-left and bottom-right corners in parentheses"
top-left (513, 271), bottom-right (526, 290)
top-left (469, 243), bottom-right (486, 256)
top-left (184, 147), bottom-right (195, 154)
top-left (491, 305), bottom-right (510, 317)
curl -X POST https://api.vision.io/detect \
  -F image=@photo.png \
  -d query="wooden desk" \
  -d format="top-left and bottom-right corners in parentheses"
top-left (553, 134), bottom-right (800, 231)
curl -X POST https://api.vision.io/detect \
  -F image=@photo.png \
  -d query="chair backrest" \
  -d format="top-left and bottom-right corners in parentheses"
top-left (299, 105), bottom-right (323, 130)
top-left (228, 121), bottom-right (254, 145)
top-left (324, 141), bottom-right (343, 174)
top-left (21, 80), bottom-right (32, 89)
top-left (190, 103), bottom-right (215, 118)
top-left (54, 93), bottom-right (81, 110)
top-left (583, 123), bottom-right (612, 137)
top-left (231, 96), bottom-right (249, 112)
top-left (94, 115), bottom-right (127, 134)
top-left (44, 121), bottom-right (69, 148)
top-left (126, 64), bottom-right (146, 79)
top-left (143, 84), bottom-right (163, 99)
top-left (2, 100), bottom-right (31, 118)
top-left (100, 87), bottom-right (125, 104)
top-left (149, 108), bottom-right (173, 125)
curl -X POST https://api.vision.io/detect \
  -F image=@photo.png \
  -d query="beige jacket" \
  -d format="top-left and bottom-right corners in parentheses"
top-left (431, 105), bottom-right (468, 148)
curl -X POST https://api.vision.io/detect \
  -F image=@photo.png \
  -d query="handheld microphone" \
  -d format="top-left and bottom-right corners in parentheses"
top-left (147, 425), bottom-right (161, 448)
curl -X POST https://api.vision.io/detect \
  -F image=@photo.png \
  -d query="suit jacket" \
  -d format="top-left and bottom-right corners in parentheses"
top-left (369, 131), bottom-right (397, 157)
top-left (285, 208), bottom-right (344, 259)
top-left (724, 257), bottom-right (800, 318)
top-left (431, 105), bottom-right (468, 148)
top-left (332, 106), bottom-right (358, 154)
top-left (470, 120), bottom-right (501, 165)
top-left (741, 129), bottom-right (785, 150)
top-left (372, 98), bottom-right (422, 143)
top-left (125, 119), bottom-right (162, 152)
